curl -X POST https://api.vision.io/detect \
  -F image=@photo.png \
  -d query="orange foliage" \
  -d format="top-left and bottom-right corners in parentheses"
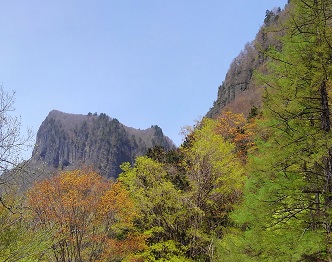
top-left (100, 233), bottom-right (147, 262)
top-left (216, 111), bottom-right (256, 162)
top-left (27, 168), bottom-right (145, 261)
top-left (98, 182), bottom-right (137, 225)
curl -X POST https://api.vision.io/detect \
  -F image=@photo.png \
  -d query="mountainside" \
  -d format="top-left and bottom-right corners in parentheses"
top-left (31, 110), bottom-right (175, 178)
top-left (29, 8), bottom-right (289, 180)
top-left (206, 6), bottom-right (286, 118)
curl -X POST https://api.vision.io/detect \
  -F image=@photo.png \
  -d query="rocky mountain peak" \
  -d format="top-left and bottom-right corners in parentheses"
top-left (32, 110), bottom-right (175, 179)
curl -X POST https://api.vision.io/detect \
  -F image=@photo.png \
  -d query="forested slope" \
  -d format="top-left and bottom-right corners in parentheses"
top-left (2, 0), bottom-right (332, 261)
top-left (206, 6), bottom-right (285, 118)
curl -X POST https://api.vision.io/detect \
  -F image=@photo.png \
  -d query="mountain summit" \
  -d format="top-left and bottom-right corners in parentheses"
top-left (31, 110), bottom-right (175, 178)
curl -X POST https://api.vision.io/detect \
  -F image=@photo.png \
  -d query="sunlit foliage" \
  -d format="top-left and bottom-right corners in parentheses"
top-left (27, 168), bottom-right (145, 262)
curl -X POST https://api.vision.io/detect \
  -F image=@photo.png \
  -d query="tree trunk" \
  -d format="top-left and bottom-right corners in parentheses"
top-left (320, 80), bottom-right (330, 132)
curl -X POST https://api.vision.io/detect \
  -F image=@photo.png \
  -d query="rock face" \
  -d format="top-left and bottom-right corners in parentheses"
top-left (206, 42), bottom-right (262, 118)
top-left (32, 110), bottom-right (175, 178)
top-left (206, 7), bottom-right (285, 118)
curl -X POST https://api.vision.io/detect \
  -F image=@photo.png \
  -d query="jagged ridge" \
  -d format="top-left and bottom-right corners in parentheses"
top-left (32, 110), bottom-right (175, 178)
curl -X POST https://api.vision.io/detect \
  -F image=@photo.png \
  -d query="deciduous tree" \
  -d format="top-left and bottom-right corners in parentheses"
top-left (27, 168), bottom-right (145, 262)
top-left (215, 111), bottom-right (256, 163)
top-left (120, 118), bottom-right (245, 261)
top-left (182, 118), bottom-right (244, 260)
top-left (119, 157), bottom-right (192, 261)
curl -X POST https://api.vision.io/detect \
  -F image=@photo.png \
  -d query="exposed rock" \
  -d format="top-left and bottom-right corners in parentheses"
top-left (206, 6), bottom-right (286, 118)
top-left (31, 110), bottom-right (175, 179)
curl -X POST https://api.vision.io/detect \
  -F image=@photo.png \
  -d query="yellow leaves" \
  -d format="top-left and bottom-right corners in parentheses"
top-left (28, 168), bottom-right (107, 226)
top-left (27, 167), bottom-right (145, 261)
top-left (98, 182), bottom-right (137, 225)
top-left (182, 112), bottom-right (256, 165)
top-left (181, 116), bottom-right (246, 229)
top-left (216, 111), bottom-right (247, 135)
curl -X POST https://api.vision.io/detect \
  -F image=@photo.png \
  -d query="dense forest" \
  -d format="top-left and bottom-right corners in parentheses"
top-left (1, 0), bottom-right (332, 261)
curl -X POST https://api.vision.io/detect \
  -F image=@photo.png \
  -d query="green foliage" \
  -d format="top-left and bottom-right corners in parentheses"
top-left (220, 0), bottom-right (332, 261)
top-left (183, 118), bottom-right (244, 235)
top-left (120, 118), bottom-right (245, 261)
top-left (119, 157), bottom-right (191, 261)
top-left (7, 2), bottom-right (332, 261)
top-left (145, 146), bottom-right (189, 190)
top-left (247, 105), bottom-right (259, 120)
top-left (0, 192), bottom-right (52, 262)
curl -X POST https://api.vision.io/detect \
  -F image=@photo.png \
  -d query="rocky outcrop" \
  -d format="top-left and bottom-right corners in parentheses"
top-left (206, 42), bottom-right (261, 118)
top-left (31, 110), bottom-right (175, 179)
top-left (206, 7), bottom-right (285, 118)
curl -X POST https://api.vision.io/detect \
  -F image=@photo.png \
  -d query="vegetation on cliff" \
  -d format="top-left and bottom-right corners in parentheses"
top-left (2, 0), bottom-right (332, 261)
top-left (32, 110), bottom-right (175, 179)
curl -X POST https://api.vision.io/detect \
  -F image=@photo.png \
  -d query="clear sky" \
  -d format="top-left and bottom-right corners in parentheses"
top-left (0, 0), bottom-right (288, 158)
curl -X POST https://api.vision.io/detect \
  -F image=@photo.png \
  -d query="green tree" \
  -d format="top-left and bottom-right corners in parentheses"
top-left (0, 190), bottom-right (51, 262)
top-left (119, 157), bottom-right (192, 261)
top-left (222, 1), bottom-right (332, 261)
top-left (145, 146), bottom-right (189, 191)
top-left (120, 118), bottom-right (245, 261)
top-left (0, 86), bottom-right (37, 262)
top-left (182, 118), bottom-right (244, 261)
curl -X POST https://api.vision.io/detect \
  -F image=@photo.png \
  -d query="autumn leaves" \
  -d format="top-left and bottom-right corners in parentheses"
top-left (24, 111), bottom-right (253, 261)
top-left (27, 169), bottom-right (145, 261)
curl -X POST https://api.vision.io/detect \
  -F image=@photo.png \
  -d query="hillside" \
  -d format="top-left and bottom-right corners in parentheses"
top-left (206, 6), bottom-right (286, 118)
top-left (31, 110), bottom-right (175, 178)
top-left (4, 1), bottom-right (332, 261)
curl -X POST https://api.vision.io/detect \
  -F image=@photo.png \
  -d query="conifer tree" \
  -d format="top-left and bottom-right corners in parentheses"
top-left (222, 1), bottom-right (332, 261)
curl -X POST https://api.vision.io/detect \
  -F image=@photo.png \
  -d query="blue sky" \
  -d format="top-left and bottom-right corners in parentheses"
top-left (0, 1), bottom-right (288, 158)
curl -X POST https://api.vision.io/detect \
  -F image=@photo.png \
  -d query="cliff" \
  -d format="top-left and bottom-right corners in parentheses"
top-left (31, 110), bottom-right (175, 179)
top-left (206, 6), bottom-right (286, 118)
